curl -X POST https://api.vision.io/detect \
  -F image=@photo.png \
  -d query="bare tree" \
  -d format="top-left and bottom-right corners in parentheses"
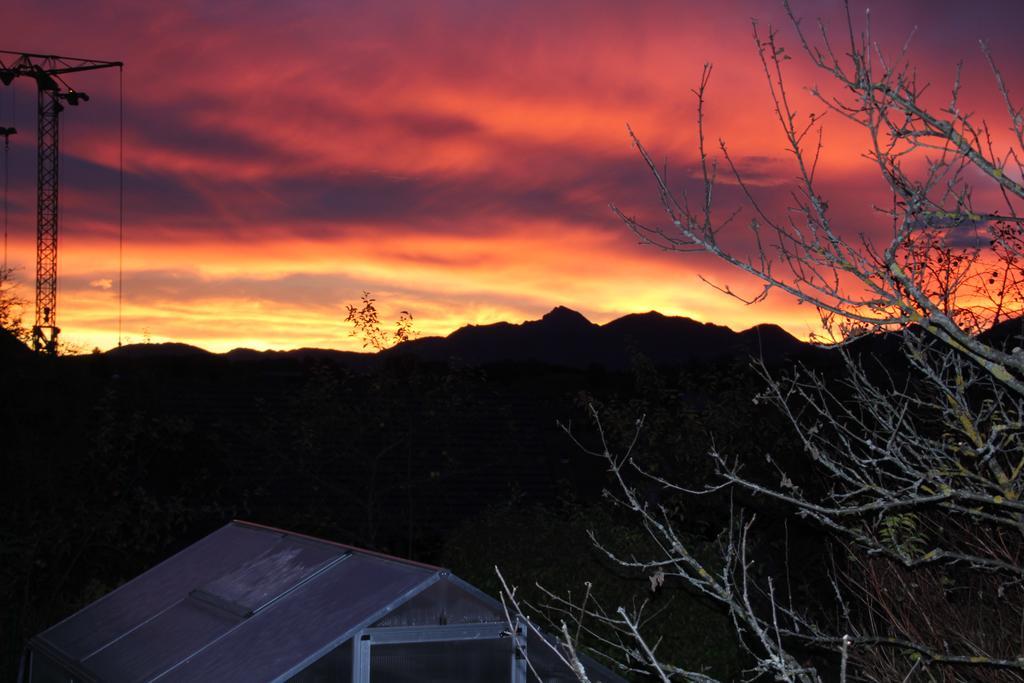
top-left (501, 1), bottom-right (1024, 679)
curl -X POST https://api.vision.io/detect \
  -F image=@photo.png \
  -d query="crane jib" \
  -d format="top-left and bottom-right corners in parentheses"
top-left (0, 50), bottom-right (122, 354)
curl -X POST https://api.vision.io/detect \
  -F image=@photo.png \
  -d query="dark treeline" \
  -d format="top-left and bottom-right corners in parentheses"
top-left (0, 328), bottom-right (916, 681)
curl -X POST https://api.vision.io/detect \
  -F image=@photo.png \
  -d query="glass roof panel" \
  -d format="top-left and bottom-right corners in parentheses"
top-left (191, 536), bottom-right (345, 617)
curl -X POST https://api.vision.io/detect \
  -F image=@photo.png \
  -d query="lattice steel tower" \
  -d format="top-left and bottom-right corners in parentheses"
top-left (0, 51), bottom-right (121, 353)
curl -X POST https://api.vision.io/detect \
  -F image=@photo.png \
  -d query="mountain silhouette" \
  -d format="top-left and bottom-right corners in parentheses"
top-left (105, 342), bottom-right (214, 358)
top-left (980, 315), bottom-right (1024, 350)
top-left (384, 307), bottom-right (806, 368)
top-left (96, 307), bottom-right (807, 369)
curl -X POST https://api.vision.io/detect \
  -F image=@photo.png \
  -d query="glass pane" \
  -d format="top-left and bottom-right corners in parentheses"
top-left (160, 554), bottom-right (433, 682)
top-left (193, 537), bottom-right (346, 617)
top-left (371, 577), bottom-right (502, 627)
top-left (82, 598), bottom-right (238, 682)
top-left (371, 640), bottom-right (511, 683)
top-left (40, 523), bottom-right (281, 662)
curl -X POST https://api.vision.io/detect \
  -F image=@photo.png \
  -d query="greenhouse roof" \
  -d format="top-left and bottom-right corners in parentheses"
top-left (34, 521), bottom-right (447, 681)
top-left (29, 520), bottom-right (625, 683)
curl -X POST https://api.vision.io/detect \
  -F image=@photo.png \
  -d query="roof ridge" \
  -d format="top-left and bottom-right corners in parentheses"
top-left (230, 519), bottom-right (444, 572)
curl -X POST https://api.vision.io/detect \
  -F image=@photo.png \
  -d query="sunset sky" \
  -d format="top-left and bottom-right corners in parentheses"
top-left (1, 0), bottom-right (1022, 352)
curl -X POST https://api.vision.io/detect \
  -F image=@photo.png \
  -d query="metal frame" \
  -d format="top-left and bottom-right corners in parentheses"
top-left (350, 620), bottom-right (527, 683)
top-left (0, 50), bottom-right (122, 354)
top-left (33, 88), bottom-right (61, 353)
top-left (510, 618), bottom-right (528, 683)
top-left (352, 634), bottom-right (371, 683)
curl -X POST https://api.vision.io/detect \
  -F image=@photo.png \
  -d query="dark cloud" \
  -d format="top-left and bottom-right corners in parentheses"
top-left (46, 134), bottom-right (663, 240)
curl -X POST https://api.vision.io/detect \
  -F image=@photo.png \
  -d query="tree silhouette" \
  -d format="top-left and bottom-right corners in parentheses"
top-left (0, 266), bottom-right (28, 345)
top-left (344, 291), bottom-right (416, 351)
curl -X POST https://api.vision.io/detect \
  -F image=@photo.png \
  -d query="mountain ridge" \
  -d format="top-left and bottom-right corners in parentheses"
top-left (96, 306), bottom-right (805, 369)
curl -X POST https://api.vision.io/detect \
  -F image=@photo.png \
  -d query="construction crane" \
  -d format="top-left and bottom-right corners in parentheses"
top-left (0, 50), bottom-right (122, 354)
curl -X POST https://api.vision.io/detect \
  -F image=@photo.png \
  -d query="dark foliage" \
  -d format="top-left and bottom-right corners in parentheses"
top-left (1, 315), bottom-right (835, 680)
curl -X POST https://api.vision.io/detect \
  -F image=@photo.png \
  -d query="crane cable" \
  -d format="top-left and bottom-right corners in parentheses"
top-left (2, 125), bottom-right (9, 275)
top-left (2, 85), bottom-right (11, 275)
top-left (117, 64), bottom-right (125, 347)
